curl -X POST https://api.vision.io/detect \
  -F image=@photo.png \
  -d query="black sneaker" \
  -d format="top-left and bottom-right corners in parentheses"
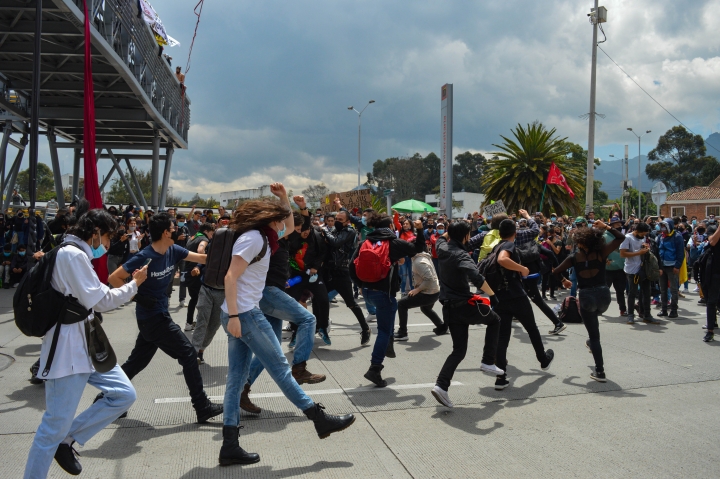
top-left (385, 337), bottom-right (396, 358)
top-left (590, 369), bottom-right (607, 382)
top-left (393, 330), bottom-right (409, 341)
top-left (197, 351), bottom-right (205, 365)
top-left (494, 376), bottom-right (510, 390)
top-left (55, 442), bottom-right (82, 475)
top-left (699, 298), bottom-right (707, 305)
top-left (540, 349), bottom-right (554, 371)
top-left (29, 359), bottom-right (43, 384)
top-left (657, 311), bottom-right (668, 317)
top-left (549, 323), bottom-right (566, 335)
top-left (703, 331), bottom-right (715, 342)
top-left (433, 325), bottom-right (449, 336)
top-left (196, 401), bottom-right (224, 423)
top-left (668, 311), bottom-right (678, 319)
top-left (360, 329), bottom-right (372, 346)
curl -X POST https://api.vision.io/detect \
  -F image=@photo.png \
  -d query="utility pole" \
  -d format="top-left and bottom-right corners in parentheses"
top-left (627, 128), bottom-right (651, 219)
top-left (348, 100), bottom-right (375, 187)
top-left (585, 1), bottom-right (606, 214)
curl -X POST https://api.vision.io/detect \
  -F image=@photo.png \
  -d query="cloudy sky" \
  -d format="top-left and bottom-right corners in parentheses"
top-left (46, 0), bottom-right (720, 199)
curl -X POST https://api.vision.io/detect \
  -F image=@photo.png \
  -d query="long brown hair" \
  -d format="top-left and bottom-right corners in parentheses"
top-left (229, 199), bottom-right (291, 235)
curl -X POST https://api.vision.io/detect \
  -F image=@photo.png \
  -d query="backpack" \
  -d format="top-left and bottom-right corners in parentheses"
top-left (14, 243), bottom-right (91, 376)
top-left (203, 228), bottom-right (267, 289)
top-left (353, 239), bottom-right (392, 283)
top-left (559, 296), bottom-right (582, 323)
top-left (696, 246), bottom-right (713, 295)
top-left (477, 241), bottom-right (508, 292)
top-left (640, 251), bottom-right (660, 282)
top-left (516, 241), bottom-right (541, 265)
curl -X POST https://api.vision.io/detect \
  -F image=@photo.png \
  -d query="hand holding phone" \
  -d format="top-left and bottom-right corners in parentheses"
top-left (143, 258), bottom-right (152, 267)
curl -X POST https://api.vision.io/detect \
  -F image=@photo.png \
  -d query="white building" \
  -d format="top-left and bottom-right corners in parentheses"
top-left (425, 192), bottom-right (485, 219)
top-left (219, 185), bottom-right (273, 207)
top-left (61, 174), bottom-right (82, 189)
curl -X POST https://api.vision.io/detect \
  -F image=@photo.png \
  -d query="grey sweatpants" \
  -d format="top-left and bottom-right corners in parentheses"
top-left (192, 285), bottom-right (225, 351)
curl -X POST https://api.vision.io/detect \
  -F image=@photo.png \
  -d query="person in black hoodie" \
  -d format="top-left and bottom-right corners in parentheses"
top-left (324, 210), bottom-right (371, 346)
top-left (430, 221), bottom-right (502, 408)
top-left (350, 212), bottom-right (420, 387)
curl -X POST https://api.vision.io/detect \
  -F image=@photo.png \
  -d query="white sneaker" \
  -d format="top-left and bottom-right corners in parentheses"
top-left (431, 385), bottom-right (454, 408)
top-left (179, 300), bottom-right (186, 307)
top-left (693, 287), bottom-right (700, 292)
top-left (283, 322), bottom-right (293, 331)
top-left (480, 363), bottom-right (505, 376)
top-left (184, 323), bottom-right (195, 331)
top-left (12, 283), bottom-right (19, 288)
top-left (365, 313), bottom-right (377, 323)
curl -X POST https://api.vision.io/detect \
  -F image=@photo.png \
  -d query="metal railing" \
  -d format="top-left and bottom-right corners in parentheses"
top-left (70, 0), bottom-right (191, 143)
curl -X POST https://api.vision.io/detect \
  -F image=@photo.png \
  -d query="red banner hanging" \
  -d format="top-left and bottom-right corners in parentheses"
top-left (546, 162), bottom-right (575, 198)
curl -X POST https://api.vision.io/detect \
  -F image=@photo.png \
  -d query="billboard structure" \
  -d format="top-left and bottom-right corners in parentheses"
top-left (440, 84), bottom-right (454, 215)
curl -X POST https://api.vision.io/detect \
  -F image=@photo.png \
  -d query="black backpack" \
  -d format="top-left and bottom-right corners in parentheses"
top-left (203, 228), bottom-right (267, 289)
top-left (14, 243), bottom-right (90, 376)
top-left (559, 296), bottom-right (583, 323)
top-left (516, 241), bottom-right (541, 265)
top-left (477, 240), bottom-right (509, 292)
top-left (696, 246), bottom-right (714, 297)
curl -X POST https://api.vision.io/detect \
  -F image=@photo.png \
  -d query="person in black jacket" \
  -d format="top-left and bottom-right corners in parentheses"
top-left (324, 210), bottom-right (371, 345)
top-left (183, 223), bottom-right (214, 332)
top-left (107, 226), bottom-right (131, 276)
top-left (430, 221), bottom-right (502, 408)
top-left (350, 212), bottom-right (420, 387)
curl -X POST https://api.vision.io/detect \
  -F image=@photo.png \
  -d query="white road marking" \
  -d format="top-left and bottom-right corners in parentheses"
top-left (154, 381), bottom-right (464, 404)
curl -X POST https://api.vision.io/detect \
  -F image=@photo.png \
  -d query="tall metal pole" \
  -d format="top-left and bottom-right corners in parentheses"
top-left (624, 144), bottom-right (628, 219)
top-left (638, 136), bottom-right (641, 218)
top-left (585, 0), bottom-right (600, 214)
top-left (357, 115), bottom-right (361, 187)
top-left (29, 0), bottom-right (42, 209)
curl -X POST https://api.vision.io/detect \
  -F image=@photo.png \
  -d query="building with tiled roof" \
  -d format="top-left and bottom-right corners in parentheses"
top-left (661, 175), bottom-right (720, 219)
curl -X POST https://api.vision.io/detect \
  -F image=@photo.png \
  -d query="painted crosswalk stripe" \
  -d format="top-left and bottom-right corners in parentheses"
top-left (154, 381), bottom-right (464, 404)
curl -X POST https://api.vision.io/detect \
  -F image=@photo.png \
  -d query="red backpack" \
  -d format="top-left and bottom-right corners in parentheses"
top-left (354, 239), bottom-right (392, 283)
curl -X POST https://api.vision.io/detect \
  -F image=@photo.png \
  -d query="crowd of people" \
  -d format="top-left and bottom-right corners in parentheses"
top-left (12, 187), bottom-right (720, 478)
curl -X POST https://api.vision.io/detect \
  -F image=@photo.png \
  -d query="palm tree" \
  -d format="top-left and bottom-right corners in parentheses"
top-left (481, 122), bottom-right (585, 216)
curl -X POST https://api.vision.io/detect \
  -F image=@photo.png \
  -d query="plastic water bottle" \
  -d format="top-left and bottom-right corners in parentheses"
top-left (286, 276), bottom-right (302, 288)
top-left (306, 269), bottom-right (318, 283)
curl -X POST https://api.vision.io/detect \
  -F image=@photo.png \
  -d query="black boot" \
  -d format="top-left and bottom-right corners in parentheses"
top-left (54, 442), bottom-right (82, 475)
top-left (219, 426), bottom-right (260, 466)
top-left (385, 336), bottom-right (396, 358)
top-left (196, 400), bottom-right (224, 423)
top-left (303, 403), bottom-right (355, 439)
top-left (364, 364), bottom-right (387, 387)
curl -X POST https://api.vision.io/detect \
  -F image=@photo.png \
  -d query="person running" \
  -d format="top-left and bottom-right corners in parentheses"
top-left (554, 220), bottom-right (625, 382)
top-left (219, 197), bottom-right (354, 466)
top-left (107, 212), bottom-right (223, 422)
top-left (620, 222), bottom-right (654, 324)
top-left (24, 209), bottom-right (147, 479)
top-left (394, 220), bottom-right (446, 342)
top-left (183, 223), bottom-right (214, 332)
top-left (493, 219), bottom-right (556, 391)
top-left (431, 221), bottom-right (503, 408)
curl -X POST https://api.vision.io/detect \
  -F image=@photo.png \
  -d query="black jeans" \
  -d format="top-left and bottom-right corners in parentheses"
top-left (605, 269), bottom-right (627, 312)
top-left (122, 311), bottom-right (208, 408)
top-left (397, 292), bottom-right (443, 333)
top-left (186, 276), bottom-right (202, 324)
top-left (705, 274), bottom-right (720, 330)
top-left (523, 278), bottom-right (559, 325)
top-left (326, 268), bottom-right (368, 331)
top-left (436, 301), bottom-right (500, 391)
top-left (578, 285), bottom-right (611, 372)
top-left (541, 271), bottom-right (556, 297)
top-left (494, 295), bottom-right (547, 373)
top-left (626, 273), bottom-right (651, 319)
top-left (288, 274), bottom-right (330, 329)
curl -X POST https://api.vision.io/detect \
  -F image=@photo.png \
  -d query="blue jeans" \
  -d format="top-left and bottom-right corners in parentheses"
top-left (246, 285), bottom-right (317, 385)
top-left (365, 290), bottom-right (398, 365)
top-left (24, 365), bottom-right (136, 479)
top-left (399, 259), bottom-right (413, 293)
top-left (328, 290), bottom-right (339, 301)
top-left (363, 287), bottom-right (377, 315)
top-left (221, 309), bottom-right (314, 427)
top-left (570, 267), bottom-right (578, 297)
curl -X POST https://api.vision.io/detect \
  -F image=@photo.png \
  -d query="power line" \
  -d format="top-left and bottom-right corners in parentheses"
top-left (597, 45), bottom-right (720, 156)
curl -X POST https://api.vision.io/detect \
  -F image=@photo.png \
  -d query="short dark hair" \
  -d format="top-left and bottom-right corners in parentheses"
top-left (149, 212), bottom-right (173, 242)
top-left (448, 221), bottom-right (471, 242)
top-left (199, 223), bottom-right (214, 234)
top-left (3, 243), bottom-right (11, 251)
top-left (499, 219), bottom-right (516, 239)
top-left (635, 222), bottom-right (650, 233)
top-left (490, 213), bottom-right (509, 230)
top-left (176, 214), bottom-right (186, 220)
top-left (66, 209), bottom-right (118, 241)
top-left (18, 244), bottom-right (26, 250)
top-left (293, 212), bottom-right (304, 227)
top-left (367, 212), bottom-right (392, 229)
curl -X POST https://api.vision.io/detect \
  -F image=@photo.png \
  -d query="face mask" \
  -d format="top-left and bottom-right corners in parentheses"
top-left (361, 216), bottom-right (367, 226)
top-left (129, 226), bottom-right (136, 232)
top-left (19, 251), bottom-right (26, 256)
top-left (655, 224), bottom-right (660, 231)
top-left (698, 229), bottom-right (706, 235)
top-left (3, 252), bottom-right (10, 257)
top-left (437, 229), bottom-right (445, 235)
top-left (278, 223), bottom-right (287, 239)
top-left (693, 220), bottom-right (697, 226)
top-left (178, 222), bottom-right (186, 227)
top-left (91, 239), bottom-right (107, 259)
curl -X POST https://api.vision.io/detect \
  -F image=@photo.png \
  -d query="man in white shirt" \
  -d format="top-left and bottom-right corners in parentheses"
top-left (620, 222), bottom-right (654, 324)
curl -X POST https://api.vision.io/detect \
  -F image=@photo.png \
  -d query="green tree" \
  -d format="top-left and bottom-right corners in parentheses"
top-left (301, 183), bottom-right (330, 209)
top-left (16, 163), bottom-right (57, 201)
top-left (646, 125), bottom-right (720, 193)
top-left (106, 168), bottom-right (153, 205)
top-left (453, 151), bottom-right (486, 193)
top-left (482, 122), bottom-right (584, 216)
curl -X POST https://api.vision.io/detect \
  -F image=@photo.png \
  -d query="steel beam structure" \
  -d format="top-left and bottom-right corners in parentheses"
top-left (125, 157), bottom-right (148, 211)
top-left (159, 145), bottom-right (173, 210)
top-left (0, 120), bottom-right (11, 199)
top-left (151, 131), bottom-right (159, 209)
top-left (99, 163), bottom-right (118, 191)
top-left (106, 149), bottom-right (140, 208)
top-left (46, 128), bottom-right (66, 208)
top-left (71, 147), bottom-right (80, 198)
top-left (78, 148), bottom-right (102, 199)
top-left (2, 134), bottom-right (27, 211)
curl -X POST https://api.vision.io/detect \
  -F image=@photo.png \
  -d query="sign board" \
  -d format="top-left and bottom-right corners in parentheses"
top-left (483, 200), bottom-right (506, 218)
top-left (321, 189), bottom-right (372, 213)
top-left (651, 181), bottom-right (667, 206)
top-left (439, 84), bottom-right (453, 216)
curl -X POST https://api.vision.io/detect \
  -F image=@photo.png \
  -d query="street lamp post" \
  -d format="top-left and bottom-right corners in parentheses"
top-left (627, 128), bottom-right (651, 218)
top-left (609, 153), bottom-right (623, 218)
top-left (348, 100), bottom-right (375, 187)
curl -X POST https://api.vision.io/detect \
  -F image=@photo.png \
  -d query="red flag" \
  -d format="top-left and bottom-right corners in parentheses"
top-left (546, 162), bottom-right (575, 199)
top-left (83, 0), bottom-right (108, 281)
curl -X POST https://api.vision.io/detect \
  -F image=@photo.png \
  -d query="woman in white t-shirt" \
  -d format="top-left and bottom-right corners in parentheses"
top-left (126, 217), bottom-right (144, 258)
top-left (219, 188), bottom-right (355, 467)
top-left (24, 209), bottom-right (148, 479)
